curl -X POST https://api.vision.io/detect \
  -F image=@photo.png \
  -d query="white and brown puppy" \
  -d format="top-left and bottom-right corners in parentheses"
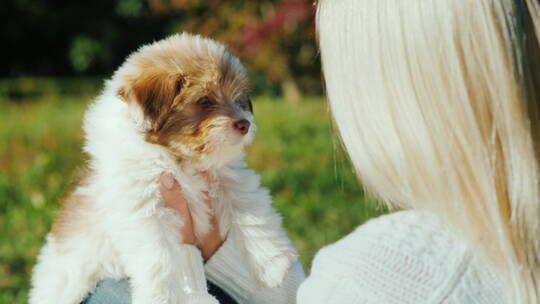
top-left (29, 33), bottom-right (297, 304)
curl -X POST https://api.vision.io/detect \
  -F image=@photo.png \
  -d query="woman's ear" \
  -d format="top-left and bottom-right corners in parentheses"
top-left (117, 73), bottom-right (184, 130)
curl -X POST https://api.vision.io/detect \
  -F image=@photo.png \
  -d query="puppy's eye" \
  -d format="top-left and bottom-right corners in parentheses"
top-left (241, 98), bottom-right (253, 113)
top-left (196, 97), bottom-right (212, 107)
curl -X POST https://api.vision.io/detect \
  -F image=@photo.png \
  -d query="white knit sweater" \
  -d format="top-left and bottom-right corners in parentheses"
top-left (189, 210), bottom-right (506, 303)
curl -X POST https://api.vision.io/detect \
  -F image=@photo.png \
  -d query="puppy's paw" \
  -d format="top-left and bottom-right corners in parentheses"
top-left (256, 254), bottom-right (294, 288)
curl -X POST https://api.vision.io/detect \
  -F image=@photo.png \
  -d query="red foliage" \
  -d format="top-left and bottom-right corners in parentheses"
top-left (236, 0), bottom-right (315, 56)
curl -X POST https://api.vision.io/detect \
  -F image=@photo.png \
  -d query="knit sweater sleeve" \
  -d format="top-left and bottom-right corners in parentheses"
top-left (297, 261), bottom-right (361, 304)
top-left (296, 210), bottom-right (505, 304)
top-left (204, 236), bottom-right (306, 304)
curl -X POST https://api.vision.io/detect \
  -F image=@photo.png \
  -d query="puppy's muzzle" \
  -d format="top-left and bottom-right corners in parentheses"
top-left (233, 119), bottom-right (250, 135)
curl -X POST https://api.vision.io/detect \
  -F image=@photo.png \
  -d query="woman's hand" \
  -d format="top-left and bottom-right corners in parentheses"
top-left (160, 172), bottom-right (224, 260)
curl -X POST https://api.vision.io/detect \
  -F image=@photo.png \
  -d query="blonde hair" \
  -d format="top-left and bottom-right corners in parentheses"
top-left (317, 0), bottom-right (540, 302)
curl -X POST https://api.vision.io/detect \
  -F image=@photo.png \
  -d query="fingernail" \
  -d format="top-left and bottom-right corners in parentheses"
top-left (161, 173), bottom-right (176, 190)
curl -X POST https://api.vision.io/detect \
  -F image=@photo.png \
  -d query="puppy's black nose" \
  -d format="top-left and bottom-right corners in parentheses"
top-left (233, 119), bottom-right (250, 135)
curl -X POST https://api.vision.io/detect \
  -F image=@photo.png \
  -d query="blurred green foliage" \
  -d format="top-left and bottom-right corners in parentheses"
top-left (0, 79), bottom-right (385, 303)
top-left (0, 77), bottom-right (103, 100)
top-left (3, 0), bottom-right (319, 98)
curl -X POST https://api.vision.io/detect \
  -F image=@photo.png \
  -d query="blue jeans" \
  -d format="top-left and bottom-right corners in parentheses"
top-left (82, 279), bottom-right (131, 304)
top-left (82, 279), bottom-right (238, 304)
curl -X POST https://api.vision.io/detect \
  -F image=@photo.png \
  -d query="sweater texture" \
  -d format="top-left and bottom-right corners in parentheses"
top-left (205, 210), bottom-right (506, 303)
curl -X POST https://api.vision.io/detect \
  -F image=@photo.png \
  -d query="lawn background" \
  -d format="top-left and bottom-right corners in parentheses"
top-left (0, 78), bottom-right (385, 303)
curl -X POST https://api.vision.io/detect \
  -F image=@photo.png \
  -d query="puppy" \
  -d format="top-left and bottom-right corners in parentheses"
top-left (29, 33), bottom-right (297, 304)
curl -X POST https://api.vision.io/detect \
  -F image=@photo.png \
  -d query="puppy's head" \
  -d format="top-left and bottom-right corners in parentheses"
top-left (112, 33), bottom-right (254, 168)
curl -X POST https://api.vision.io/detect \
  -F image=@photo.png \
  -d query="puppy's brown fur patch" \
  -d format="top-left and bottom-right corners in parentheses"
top-left (51, 169), bottom-right (97, 246)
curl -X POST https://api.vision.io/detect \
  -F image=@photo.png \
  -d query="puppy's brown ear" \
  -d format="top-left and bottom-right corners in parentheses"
top-left (118, 74), bottom-right (184, 128)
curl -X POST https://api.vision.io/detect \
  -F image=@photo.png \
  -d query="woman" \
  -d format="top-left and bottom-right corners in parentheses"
top-left (86, 0), bottom-right (540, 302)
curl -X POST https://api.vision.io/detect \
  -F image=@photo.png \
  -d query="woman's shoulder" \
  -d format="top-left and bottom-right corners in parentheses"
top-left (331, 209), bottom-right (458, 253)
top-left (311, 210), bottom-right (464, 277)
top-left (300, 210), bottom-right (505, 303)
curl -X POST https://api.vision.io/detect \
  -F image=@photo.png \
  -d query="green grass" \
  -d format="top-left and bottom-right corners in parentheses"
top-left (0, 81), bottom-right (385, 303)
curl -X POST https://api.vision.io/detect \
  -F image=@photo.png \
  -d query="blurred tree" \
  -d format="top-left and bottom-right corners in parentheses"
top-left (2, 0), bottom-right (179, 76)
top-left (2, 0), bottom-right (321, 98)
top-left (152, 0), bottom-right (320, 101)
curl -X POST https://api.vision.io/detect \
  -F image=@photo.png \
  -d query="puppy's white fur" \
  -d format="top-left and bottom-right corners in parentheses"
top-left (29, 34), bottom-right (297, 304)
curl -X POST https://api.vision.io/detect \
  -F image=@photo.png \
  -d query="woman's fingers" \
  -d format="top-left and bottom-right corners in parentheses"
top-left (159, 171), bottom-right (224, 259)
top-left (197, 171), bottom-right (224, 260)
top-left (160, 173), bottom-right (196, 245)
